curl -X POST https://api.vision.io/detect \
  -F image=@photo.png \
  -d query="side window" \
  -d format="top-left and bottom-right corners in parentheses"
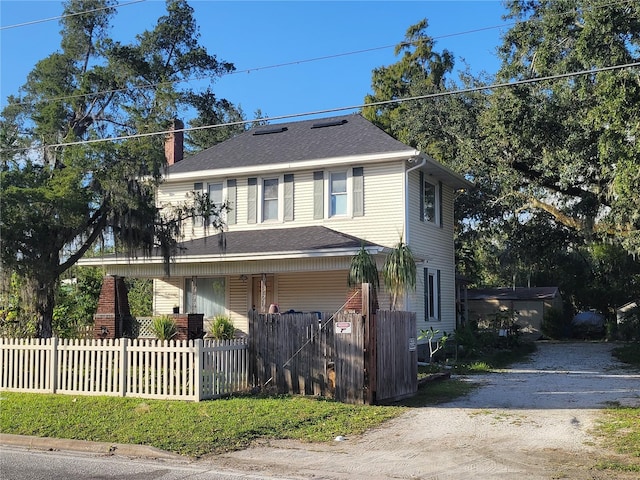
top-left (262, 178), bottom-right (279, 221)
top-left (424, 268), bottom-right (441, 321)
top-left (420, 172), bottom-right (441, 226)
top-left (423, 181), bottom-right (437, 223)
top-left (329, 171), bottom-right (347, 217)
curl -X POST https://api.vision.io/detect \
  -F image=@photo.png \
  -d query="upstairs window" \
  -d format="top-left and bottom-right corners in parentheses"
top-left (262, 178), bottom-right (279, 221)
top-left (420, 172), bottom-right (442, 226)
top-left (314, 168), bottom-right (364, 219)
top-left (330, 171), bottom-right (347, 217)
top-left (423, 181), bottom-right (437, 223)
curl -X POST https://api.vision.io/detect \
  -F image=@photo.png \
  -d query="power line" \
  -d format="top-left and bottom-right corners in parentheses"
top-left (0, 0), bottom-right (146, 30)
top-left (3, 60), bottom-right (638, 154)
top-left (4, 0), bottom-right (635, 108)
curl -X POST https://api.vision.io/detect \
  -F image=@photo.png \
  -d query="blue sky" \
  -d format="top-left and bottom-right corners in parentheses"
top-left (1, 1), bottom-right (509, 123)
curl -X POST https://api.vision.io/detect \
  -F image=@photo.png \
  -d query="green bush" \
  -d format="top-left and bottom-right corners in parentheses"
top-left (541, 307), bottom-right (570, 339)
top-left (151, 315), bottom-right (177, 341)
top-left (208, 315), bottom-right (235, 340)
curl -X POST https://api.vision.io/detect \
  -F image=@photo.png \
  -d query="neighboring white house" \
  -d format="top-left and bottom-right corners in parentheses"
top-left (81, 114), bottom-right (471, 348)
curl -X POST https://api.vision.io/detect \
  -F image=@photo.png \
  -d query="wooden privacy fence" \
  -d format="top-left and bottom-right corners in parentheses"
top-left (373, 310), bottom-right (417, 403)
top-left (249, 309), bottom-right (416, 404)
top-left (0, 337), bottom-right (249, 401)
top-left (249, 311), bottom-right (365, 404)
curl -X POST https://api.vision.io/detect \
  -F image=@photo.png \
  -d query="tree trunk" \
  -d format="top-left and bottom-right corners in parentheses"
top-left (33, 279), bottom-right (55, 338)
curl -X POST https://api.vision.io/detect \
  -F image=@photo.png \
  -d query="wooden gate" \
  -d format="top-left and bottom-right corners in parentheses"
top-left (373, 310), bottom-right (417, 403)
top-left (249, 311), bottom-right (367, 403)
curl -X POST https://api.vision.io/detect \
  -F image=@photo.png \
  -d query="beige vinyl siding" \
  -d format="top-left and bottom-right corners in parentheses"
top-left (406, 169), bottom-right (456, 335)
top-left (157, 162), bottom-right (406, 248)
top-left (153, 277), bottom-right (182, 315)
top-left (277, 270), bottom-right (392, 314)
top-left (227, 276), bottom-right (249, 334)
top-left (277, 271), bottom-right (348, 313)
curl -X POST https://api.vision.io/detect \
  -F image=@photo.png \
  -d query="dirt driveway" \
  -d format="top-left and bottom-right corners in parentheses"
top-left (212, 341), bottom-right (640, 480)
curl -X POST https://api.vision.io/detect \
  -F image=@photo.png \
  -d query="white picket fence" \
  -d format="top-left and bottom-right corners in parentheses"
top-left (0, 337), bottom-right (249, 401)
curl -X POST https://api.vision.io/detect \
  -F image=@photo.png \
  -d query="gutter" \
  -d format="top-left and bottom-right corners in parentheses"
top-left (404, 155), bottom-right (426, 246)
top-left (403, 155), bottom-right (426, 313)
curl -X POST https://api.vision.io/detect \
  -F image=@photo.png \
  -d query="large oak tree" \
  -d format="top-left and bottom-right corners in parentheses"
top-left (364, 3), bottom-right (640, 316)
top-left (1, 0), bottom-right (236, 337)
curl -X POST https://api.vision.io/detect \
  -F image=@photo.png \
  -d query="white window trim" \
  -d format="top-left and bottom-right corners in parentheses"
top-left (325, 169), bottom-right (352, 218)
top-left (205, 181), bottom-right (228, 225)
top-left (258, 175), bottom-right (284, 223)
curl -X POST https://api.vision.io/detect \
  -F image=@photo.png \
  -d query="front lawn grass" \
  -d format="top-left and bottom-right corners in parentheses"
top-left (0, 392), bottom-right (402, 457)
top-left (594, 342), bottom-right (640, 473)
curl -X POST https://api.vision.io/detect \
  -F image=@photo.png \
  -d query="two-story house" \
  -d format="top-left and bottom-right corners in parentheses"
top-left (85, 113), bottom-right (470, 344)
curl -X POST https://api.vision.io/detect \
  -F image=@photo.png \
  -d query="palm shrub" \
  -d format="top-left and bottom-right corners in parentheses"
top-left (151, 315), bottom-right (177, 341)
top-left (208, 315), bottom-right (235, 340)
top-left (347, 245), bottom-right (380, 309)
top-left (382, 238), bottom-right (416, 310)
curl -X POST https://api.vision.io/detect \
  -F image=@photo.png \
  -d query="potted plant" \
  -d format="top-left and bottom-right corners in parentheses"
top-left (347, 244), bottom-right (380, 312)
top-left (382, 237), bottom-right (416, 311)
top-left (151, 314), bottom-right (178, 341)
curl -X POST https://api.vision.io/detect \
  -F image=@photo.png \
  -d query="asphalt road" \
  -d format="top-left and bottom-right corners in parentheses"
top-left (0, 445), bottom-right (296, 480)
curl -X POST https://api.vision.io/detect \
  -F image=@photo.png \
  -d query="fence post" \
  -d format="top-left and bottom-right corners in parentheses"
top-left (194, 339), bottom-right (202, 401)
top-left (118, 338), bottom-right (128, 397)
top-left (49, 337), bottom-right (58, 394)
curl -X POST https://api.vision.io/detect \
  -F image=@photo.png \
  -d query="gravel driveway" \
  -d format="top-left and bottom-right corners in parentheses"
top-left (212, 341), bottom-right (640, 480)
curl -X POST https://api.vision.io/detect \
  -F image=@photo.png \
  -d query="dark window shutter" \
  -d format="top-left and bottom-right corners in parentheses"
top-left (424, 268), bottom-right (429, 322)
top-left (353, 167), bottom-right (364, 217)
top-left (438, 181), bottom-right (443, 227)
top-left (437, 269), bottom-right (442, 320)
top-left (227, 179), bottom-right (237, 225)
top-left (193, 183), bottom-right (203, 226)
top-left (313, 171), bottom-right (324, 219)
top-left (284, 174), bottom-right (294, 221)
top-left (247, 177), bottom-right (257, 224)
top-left (419, 171), bottom-right (424, 222)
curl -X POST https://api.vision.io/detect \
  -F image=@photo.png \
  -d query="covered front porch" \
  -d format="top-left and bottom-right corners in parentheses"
top-left (81, 226), bottom-right (388, 335)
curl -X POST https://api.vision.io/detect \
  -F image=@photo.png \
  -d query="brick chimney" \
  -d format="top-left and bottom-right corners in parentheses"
top-left (165, 119), bottom-right (184, 165)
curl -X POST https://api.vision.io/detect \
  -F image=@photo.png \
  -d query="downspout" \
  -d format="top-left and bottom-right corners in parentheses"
top-left (404, 155), bottom-right (426, 311)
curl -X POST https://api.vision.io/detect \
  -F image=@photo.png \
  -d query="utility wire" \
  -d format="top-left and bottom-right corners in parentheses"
top-left (2, 60), bottom-right (638, 154)
top-left (3, 0), bottom-right (635, 108)
top-left (0, 0), bottom-right (145, 30)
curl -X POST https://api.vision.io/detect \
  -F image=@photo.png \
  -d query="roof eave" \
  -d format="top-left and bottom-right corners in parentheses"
top-left (78, 245), bottom-right (387, 266)
top-left (165, 150), bottom-right (419, 182)
top-left (420, 154), bottom-right (474, 191)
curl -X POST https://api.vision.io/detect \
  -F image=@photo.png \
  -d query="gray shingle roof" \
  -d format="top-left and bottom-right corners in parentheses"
top-left (169, 114), bottom-right (415, 174)
top-left (175, 226), bottom-right (381, 257)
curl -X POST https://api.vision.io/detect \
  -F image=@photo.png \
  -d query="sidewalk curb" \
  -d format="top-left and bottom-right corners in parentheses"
top-left (0, 433), bottom-right (183, 460)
